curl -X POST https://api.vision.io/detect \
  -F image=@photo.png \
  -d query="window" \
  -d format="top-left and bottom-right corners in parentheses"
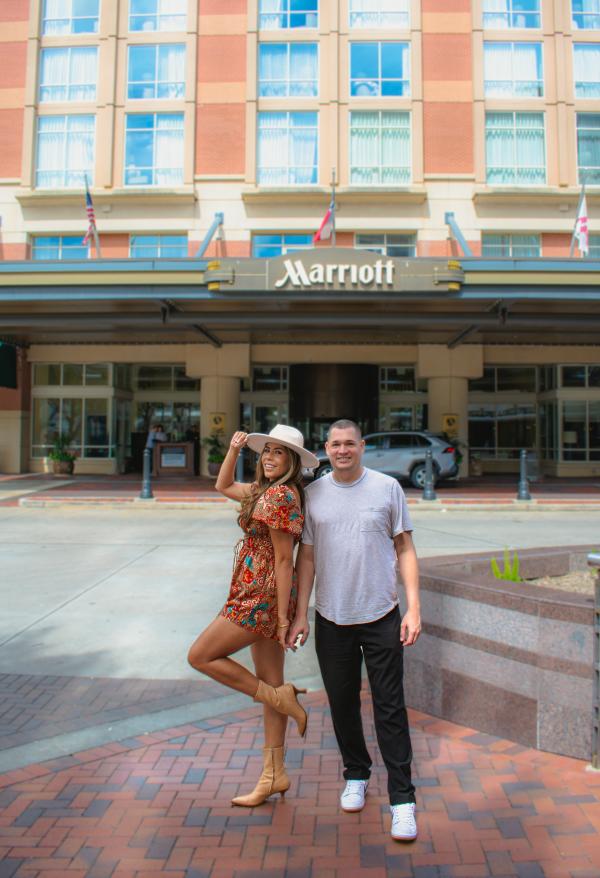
top-left (577, 113), bottom-right (600, 183)
top-left (482, 0), bottom-right (540, 29)
top-left (252, 366), bottom-right (289, 392)
top-left (590, 233), bottom-right (600, 256)
top-left (484, 42), bottom-right (543, 96)
top-left (350, 111), bottom-right (410, 185)
top-left (42, 0), bottom-right (99, 35)
top-left (258, 0), bottom-right (318, 29)
top-left (36, 115), bottom-right (95, 189)
top-left (124, 113), bottom-right (184, 186)
top-left (39, 47), bottom-right (97, 102)
top-left (258, 43), bottom-right (318, 97)
top-left (130, 234), bottom-right (188, 257)
top-left (560, 364), bottom-right (600, 387)
top-left (356, 233), bottom-right (416, 257)
top-left (32, 236), bottom-right (89, 259)
top-left (572, 1), bottom-right (600, 30)
top-left (127, 44), bottom-right (185, 99)
top-left (574, 44), bottom-right (600, 97)
top-left (485, 112), bottom-right (545, 185)
top-left (350, 42), bottom-right (410, 96)
top-left (252, 234), bottom-right (312, 257)
top-left (133, 364), bottom-right (199, 390)
top-left (129, 0), bottom-right (186, 32)
top-left (349, 0), bottom-right (409, 28)
top-left (33, 363), bottom-right (109, 386)
top-left (481, 233), bottom-right (541, 257)
top-left (469, 365), bottom-right (538, 391)
top-left (257, 111), bottom-right (318, 185)
top-left (379, 366), bottom-right (416, 392)
top-left (468, 403), bottom-right (536, 459)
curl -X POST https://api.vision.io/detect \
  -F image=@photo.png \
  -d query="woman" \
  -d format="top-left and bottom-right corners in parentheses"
top-left (187, 424), bottom-right (318, 806)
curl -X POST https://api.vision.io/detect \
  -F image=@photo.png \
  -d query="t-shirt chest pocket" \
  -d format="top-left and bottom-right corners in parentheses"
top-left (359, 505), bottom-right (389, 533)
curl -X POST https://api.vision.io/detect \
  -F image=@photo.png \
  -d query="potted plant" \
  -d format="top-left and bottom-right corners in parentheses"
top-left (48, 434), bottom-right (77, 476)
top-left (202, 433), bottom-right (226, 476)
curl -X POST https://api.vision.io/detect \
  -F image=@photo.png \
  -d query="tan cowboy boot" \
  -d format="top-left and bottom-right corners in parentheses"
top-left (231, 746), bottom-right (290, 807)
top-left (254, 681), bottom-right (308, 737)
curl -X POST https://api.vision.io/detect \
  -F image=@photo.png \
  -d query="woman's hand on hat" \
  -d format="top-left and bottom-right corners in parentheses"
top-left (229, 431), bottom-right (248, 451)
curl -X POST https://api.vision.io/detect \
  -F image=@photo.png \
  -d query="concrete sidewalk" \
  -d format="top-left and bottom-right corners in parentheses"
top-left (2, 473), bottom-right (600, 510)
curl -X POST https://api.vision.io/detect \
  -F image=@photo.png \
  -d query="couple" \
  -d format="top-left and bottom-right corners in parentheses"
top-left (187, 419), bottom-right (421, 842)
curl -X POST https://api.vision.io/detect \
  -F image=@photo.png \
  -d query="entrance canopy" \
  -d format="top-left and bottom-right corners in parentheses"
top-left (1, 249), bottom-right (600, 347)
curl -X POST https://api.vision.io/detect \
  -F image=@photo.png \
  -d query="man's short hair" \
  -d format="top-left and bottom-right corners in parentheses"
top-left (327, 419), bottom-right (362, 440)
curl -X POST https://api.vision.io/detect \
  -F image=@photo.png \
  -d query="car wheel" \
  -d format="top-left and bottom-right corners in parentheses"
top-left (410, 463), bottom-right (437, 490)
top-left (315, 464), bottom-right (332, 479)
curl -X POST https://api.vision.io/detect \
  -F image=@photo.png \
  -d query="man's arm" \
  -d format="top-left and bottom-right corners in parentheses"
top-left (286, 542), bottom-right (315, 649)
top-left (393, 531), bottom-right (421, 646)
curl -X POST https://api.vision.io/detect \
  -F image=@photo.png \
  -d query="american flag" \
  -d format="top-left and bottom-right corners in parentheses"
top-left (82, 177), bottom-right (96, 246)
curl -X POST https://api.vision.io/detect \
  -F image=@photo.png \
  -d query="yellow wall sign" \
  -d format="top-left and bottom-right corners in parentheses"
top-left (209, 412), bottom-right (226, 435)
top-left (442, 413), bottom-right (459, 439)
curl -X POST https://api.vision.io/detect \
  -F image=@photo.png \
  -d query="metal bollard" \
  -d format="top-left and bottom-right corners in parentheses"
top-left (516, 448), bottom-right (531, 501)
top-left (589, 553), bottom-right (600, 769)
top-left (235, 447), bottom-right (244, 482)
top-left (139, 447), bottom-right (154, 500)
top-left (422, 448), bottom-right (437, 501)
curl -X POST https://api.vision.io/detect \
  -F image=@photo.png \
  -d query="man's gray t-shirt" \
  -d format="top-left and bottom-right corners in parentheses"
top-left (302, 467), bottom-right (413, 625)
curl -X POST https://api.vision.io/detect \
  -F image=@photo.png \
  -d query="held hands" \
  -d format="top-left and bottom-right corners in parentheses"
top-left (229, 431), bottom-right (248, 453)
top-left (400, 606), bottom-right (422, 647)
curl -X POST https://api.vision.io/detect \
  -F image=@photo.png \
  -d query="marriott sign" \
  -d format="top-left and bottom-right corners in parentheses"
top-left (274, 258), bottom-right (395, 289)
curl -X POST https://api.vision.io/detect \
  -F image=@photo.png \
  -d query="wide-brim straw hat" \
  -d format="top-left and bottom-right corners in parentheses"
top-left (246, 424), bottom-right (319, 469)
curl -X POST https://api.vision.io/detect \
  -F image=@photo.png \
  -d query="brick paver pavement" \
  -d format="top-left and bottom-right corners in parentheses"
top-left (1, 690), bottom-right (600, 878)
top-left (0, 676), bottom-right (224, 752)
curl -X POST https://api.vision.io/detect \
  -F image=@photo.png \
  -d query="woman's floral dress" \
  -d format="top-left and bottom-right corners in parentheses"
top-left (220, 484), bottom-right (304, 641)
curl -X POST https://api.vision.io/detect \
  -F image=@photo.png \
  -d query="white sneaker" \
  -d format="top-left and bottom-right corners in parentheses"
top-left (340, 779), bottom-right (369, 812)
top-left (390, 803), bottom-right (418, 841)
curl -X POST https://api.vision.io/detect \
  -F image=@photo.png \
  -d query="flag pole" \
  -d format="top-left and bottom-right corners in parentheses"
top-left (570, 180), bottom-right (586, 258)
top-left (331, 167), bottom-right (337, 247)
top-left (93, 226), bottom-right (102, 259)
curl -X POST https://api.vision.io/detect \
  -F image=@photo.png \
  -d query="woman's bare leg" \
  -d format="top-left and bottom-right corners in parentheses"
top-left (187, 615), bottom-right (263, 696)
top-left (251, 638), bottom-right (287, 747)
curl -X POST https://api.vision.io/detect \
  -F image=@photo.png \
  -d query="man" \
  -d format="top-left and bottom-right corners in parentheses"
top-left (288, 419), bottom-right (421, 841)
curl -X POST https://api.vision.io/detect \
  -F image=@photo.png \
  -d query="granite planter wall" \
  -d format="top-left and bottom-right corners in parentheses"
top-left (404, 546), bottom-right (597, 760)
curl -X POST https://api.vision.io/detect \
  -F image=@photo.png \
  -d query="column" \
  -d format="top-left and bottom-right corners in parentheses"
top-left (199, 375), bottom-right (241, 476)
top-left (417, 344), bottom-right (483, 477)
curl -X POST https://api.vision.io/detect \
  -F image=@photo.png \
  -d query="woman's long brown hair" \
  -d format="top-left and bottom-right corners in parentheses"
top-left (239, 445), bottom-right (305, 530)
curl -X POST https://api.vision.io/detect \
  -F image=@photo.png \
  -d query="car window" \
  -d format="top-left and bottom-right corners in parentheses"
top-left (363, 434), bottom-right (387, 450)
top-left (388, 434), bottom-right (417, 448)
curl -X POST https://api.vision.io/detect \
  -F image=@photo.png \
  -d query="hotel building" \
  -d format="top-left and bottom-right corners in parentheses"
top-left (0, 0), bottom-right (599, 477)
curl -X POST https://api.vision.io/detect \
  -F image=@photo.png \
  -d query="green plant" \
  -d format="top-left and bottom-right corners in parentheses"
top-left (490, 548), bottom-right (522, 582)
top-left (202, 433), bottom-right (226, 463)
top-left (47, 434), bottom-right (77, 463)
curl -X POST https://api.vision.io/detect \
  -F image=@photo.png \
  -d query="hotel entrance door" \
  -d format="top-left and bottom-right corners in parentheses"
top-left (289, 364), bottom-right (378, 452)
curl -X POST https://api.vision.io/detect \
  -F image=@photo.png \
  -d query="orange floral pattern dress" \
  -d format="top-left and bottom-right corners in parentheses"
top-left (220, 484), bottom-right (304, 640)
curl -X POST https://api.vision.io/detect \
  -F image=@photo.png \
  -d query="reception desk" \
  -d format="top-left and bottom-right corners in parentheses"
top-left (153, 441), bottom-right (194, 476)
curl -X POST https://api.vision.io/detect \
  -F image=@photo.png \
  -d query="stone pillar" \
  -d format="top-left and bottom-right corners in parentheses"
top-left (417, 345), bottom-right (483, 477)
top-left (185, 343), bottom-right (250, 477)
top-left (199, 375), bottom-right (241, 475)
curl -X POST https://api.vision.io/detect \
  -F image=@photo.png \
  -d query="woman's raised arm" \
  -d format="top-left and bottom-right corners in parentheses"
top-left (215, 431), bottom-right (252, 501)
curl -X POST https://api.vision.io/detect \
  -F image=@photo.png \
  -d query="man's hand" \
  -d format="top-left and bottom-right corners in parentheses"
top-left (286, 614), bottom-right (310, 650)
top-left (400, 606), bottom-right (421, 646)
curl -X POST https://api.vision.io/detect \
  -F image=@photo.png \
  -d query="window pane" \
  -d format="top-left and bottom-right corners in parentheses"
top-left (483, 0), bottom-right (540, 29)
top-left (63, 363), bottom-right (84, 385)
top-left (469, 367), bottom-right (496, 392)
top-left (61, 398), bottom-right (83, 448)
top-left (497, 366), bottom-right (536, 391)
top-left (562, 401), bottom-right (586, 461)
top-left (135, 365), bottom-right (172, 389)
top-left (85, 363), bottom-right (109, 385)
top-left (588, 365), bottom-right (600, 387)
top-left (257, 111), bottom-right (318, 185)
top-left (173, 365), bottom-right (200, 390)
top-left (497, 403), bottom-right (536, 456)
top-left (577, 113), bottom-right (600, 185)
top-left (573, 0), bottom-right (600, 30)
top-left (350, 0), bottom-right (409, 28)
top-left (84, 397), bottom-right (109, 454)
top-left (129, 0), bottom-right (187, 31)
top-left (574, 44), bottom-right (600, 98)
top-left (486, 111), bottom-right (545, 185)
top-left (33, 364), bottom-right (61, 385)
top-left (36, 114), bottom-right (95, 189)
top-left (43, 0), bottom-right (99, 34)
top-left (562, 365), bottom-right (586, 387)
top-left (380, 366), bottom-right (415, 391)
top-left (130, 234), bottom-right (187, 257)
top-left (253, 366), bottom-right (286, 391)
top-left (468, 405), bottom-right (496, 456)
top-left (32, 397), bottom-right (60, 455)
top-left (258, 0), bottom-right (318, 29)
top-left (484, 42), bottom-right (543, 98)
top-left (124, 112), bottom-right (184, 186)
top-left (350, 111), bottom-right (410, 185)
top-left (590, 401), bottom-right (600, 459)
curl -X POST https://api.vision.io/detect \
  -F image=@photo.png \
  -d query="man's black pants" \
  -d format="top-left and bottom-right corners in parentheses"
top-left (315, 606), bottom-right (415, 805)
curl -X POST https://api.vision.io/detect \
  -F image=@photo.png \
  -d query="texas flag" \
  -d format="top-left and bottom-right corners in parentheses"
top-left (313, 197), bottom-right (335, 243)
top-left (574, 190), bottom-right (589, 256)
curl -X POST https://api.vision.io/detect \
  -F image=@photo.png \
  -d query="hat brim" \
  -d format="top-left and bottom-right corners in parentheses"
top-left (246, 433), bottom-right (319, 470)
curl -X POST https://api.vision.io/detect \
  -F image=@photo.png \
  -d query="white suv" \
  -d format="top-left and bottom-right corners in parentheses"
top-left (312, 431), bottom-right (458, 489)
